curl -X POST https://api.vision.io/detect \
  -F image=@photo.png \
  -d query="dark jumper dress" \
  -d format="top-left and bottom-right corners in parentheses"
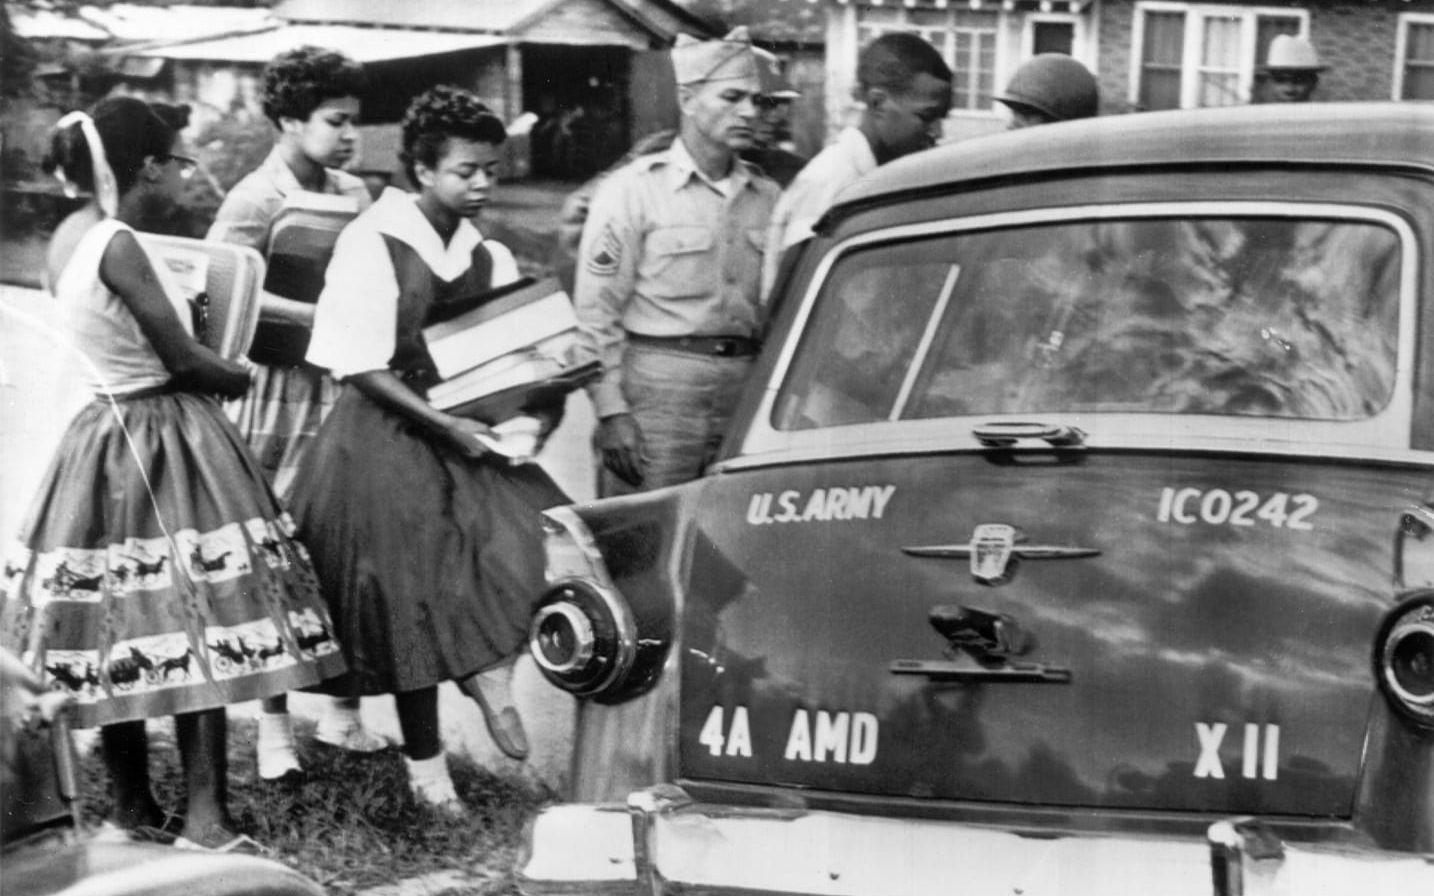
top-left (290, 235), bottom-right (569, 696)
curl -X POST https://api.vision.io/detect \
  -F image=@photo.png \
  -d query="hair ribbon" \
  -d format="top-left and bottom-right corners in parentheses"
top-left (53, 111), bottom-right (119, 217)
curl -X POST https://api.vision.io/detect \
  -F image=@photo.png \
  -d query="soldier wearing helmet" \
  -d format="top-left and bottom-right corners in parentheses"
top-left (1259, 35), bottom-right (1325, 103)
top-left (995, 54), bottom-right (1099, 129)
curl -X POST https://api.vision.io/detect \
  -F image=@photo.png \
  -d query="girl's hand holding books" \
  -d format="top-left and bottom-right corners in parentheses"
top-left (440, 416), bottom-right (494, 460)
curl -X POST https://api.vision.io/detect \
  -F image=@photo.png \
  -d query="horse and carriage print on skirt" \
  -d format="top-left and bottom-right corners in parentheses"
top-left (0, 512), bottom-right (339, 708)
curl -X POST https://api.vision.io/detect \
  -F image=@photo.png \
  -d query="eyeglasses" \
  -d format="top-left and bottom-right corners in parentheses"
top-left (157, 153), bottom-right (199, 180)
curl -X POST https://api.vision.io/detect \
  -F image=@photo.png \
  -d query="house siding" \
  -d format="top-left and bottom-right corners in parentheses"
top-left (1309, 3), bottom-right (1400, 101)
top-left (518, 0), bottom-right (655, 48)
top-left (1104, 0), bottom-right (1434, 109)
top-left (1097, 0), bottom-right (1137, 112)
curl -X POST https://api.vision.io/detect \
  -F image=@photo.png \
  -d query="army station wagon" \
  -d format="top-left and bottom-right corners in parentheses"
top-left (520, 103), bottom-right (1434, 896)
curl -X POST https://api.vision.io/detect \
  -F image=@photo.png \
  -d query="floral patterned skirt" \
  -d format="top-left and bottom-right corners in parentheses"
top-left (0, 388), bottom-right (347, 727)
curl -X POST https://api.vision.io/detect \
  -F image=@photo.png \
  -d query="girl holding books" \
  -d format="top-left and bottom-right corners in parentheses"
top-left (0, 97), bottom-right (346, 850)
top-left (292, 86), bottom-right (567, 811)
top-left (208, 45), bottom-right (387, 779)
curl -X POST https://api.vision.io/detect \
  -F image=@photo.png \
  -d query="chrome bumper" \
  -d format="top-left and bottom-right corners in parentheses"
top-left (518, 786), bottom-right (1434, 896)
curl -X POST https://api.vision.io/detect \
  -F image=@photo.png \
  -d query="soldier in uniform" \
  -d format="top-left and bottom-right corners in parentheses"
top-left (575, 28), bottom-right (781, 495)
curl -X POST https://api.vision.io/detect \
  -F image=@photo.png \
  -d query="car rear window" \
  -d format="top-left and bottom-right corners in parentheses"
top-left (772, 215), bottom-right (1400, 430)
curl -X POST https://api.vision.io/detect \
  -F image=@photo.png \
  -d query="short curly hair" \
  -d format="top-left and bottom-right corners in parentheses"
top-left (261, 45), bottom-right (366, 125)
top-left (399, 85), bottom-right (506, 185)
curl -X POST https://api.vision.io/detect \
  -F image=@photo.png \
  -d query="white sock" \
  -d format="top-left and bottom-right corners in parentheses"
top-left (404, 751), bottom-right (457, 802)
top-left (258, 711), bottom-right (293, 741)
top-left (319, 702), bottom-right (362, 732)
top-left (256, 711), bottom-right (299, 779)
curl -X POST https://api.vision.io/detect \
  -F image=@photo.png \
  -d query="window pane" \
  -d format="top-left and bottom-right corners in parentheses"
top-left (1197, 15), bottom-right (1242, 106)
top-left (1404, 64), bottom-right (1434, 100)
top-left (953, 31), bottom-right (973, 108)
top-left (772, 216), bottom-right (1400, 428)
top-left (1410, 22), bottom-right (1434, 61)
top-left (1033, 21), bottom-right (1075, 55)
top-left (1142, 11), bottom-right (1185, 65)
top-left (1200, 16), bottom-right (1241, 68)
top-left (1197, 72), bottom-right (1241, 106)
top-left (1405, 24), bottom-right (1434, 99)
top-left (773, 252), bottom-right (949, 430)
top-left (1141, 70), bottom-right (1183, 110)
top-left (900, 217), bottom-right (1400, 420)
top-left (976, 33), bottom-right (996, 107)
top-left (1140, 11), bottom-right (1185, 110)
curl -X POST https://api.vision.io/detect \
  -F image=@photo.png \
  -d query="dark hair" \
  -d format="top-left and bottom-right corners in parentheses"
top-left (43, 96), bottom-right (174, 195)
top-left (148, 101), bottom-right (192, 132)
top-left (399, 85), bottom-right (506, 184)
top-left (261, 45), bottom-right (366, 125)
top-left (857, 32), bottom-right (953, 94)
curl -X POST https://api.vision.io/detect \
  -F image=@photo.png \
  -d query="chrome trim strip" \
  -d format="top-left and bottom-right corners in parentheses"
top-left (902, 544), bottom-right (1100, 560)
top-left (889, 262), bottom-right (960, 420)
top-left (735, 201), bottom-right (1421, 467)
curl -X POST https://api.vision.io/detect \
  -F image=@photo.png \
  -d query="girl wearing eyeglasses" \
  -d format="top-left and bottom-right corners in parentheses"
top-left (0, 96), bottom-right (345, 852)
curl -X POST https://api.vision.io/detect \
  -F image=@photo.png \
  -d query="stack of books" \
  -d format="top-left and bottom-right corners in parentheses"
top-left (139, 234), bottom-right (264, 361)
top-left (252, 192), bottom-right (364, 366)
top-left (423, 277), bottom-right (600, 423)
top-left (265, 192), bottom-right (363, 303)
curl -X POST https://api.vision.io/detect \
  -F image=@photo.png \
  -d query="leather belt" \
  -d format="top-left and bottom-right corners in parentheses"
top-left (626, 332), bottom-right (761, 358)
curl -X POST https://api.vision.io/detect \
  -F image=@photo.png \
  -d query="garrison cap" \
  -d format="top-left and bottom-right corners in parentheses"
top-left (755, 46), bottom-right (800, 99)
top-left (672, 27), bottom-right (762, 86)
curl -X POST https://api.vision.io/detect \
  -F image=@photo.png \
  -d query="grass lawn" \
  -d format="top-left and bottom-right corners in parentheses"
top-left (75, 717), bottom-right (551, 895)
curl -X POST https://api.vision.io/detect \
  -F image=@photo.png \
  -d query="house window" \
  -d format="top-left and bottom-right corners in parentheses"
top-left (857, 8), bottom-right (1000, 112)
top-left (1396, 14), bottom-right (1434, 100)
top-left (1133, 3), bottom-right (1307, 110)
top-left (1032, 21), bottom-right (1076, 56)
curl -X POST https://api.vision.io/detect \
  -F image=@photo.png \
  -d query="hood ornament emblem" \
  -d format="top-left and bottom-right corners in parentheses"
top-left (902, 524), bottom-right (1100, 586)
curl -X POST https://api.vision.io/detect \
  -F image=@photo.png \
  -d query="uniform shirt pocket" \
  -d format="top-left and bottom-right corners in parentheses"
top-left (642, 226), bottom-right (715, 299)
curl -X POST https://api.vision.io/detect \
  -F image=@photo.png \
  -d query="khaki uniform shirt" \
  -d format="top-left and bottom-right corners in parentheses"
top-left (575, 138), bottom-right (779, 419)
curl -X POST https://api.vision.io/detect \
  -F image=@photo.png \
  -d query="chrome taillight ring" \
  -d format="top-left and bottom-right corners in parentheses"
top-left (527, 577), bottom-right (637, 698)
top-left (1375, 593), bottom-right (1434, 730)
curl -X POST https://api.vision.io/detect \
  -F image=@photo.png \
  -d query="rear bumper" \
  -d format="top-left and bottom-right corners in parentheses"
top-left (517, 786), bottom-right (1434, 896)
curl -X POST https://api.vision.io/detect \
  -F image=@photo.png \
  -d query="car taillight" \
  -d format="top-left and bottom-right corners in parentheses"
top-left (529, 508), bottom-right (639, 700)
top-left (1374, 592), bottom-right (1434, 732)
top-left (529, 579), bottom-right (635, 698)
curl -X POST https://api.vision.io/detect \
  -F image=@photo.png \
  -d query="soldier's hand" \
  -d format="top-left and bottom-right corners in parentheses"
top-left (597, 412), bottom-right (645, 486)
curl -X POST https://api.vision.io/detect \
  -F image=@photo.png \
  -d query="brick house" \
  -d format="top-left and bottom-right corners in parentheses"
top-left (1101, 0), bottom-right (1434, 111)
top-left (811, 0), bottom-right (1434, 144)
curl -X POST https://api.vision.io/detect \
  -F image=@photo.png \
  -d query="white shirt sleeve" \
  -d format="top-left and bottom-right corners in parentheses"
top-left (306, 224), bottom-right (399, 379)
top-left (484, 239), bottom-right (522, 288)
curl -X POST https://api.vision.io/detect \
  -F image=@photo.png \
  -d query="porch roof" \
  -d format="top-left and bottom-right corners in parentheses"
top-left (124, 23), bottom-right (504, 64)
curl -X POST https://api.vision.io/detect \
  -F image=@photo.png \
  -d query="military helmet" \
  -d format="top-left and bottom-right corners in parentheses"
top-left (995, 54), bottom-right (1099, 123)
